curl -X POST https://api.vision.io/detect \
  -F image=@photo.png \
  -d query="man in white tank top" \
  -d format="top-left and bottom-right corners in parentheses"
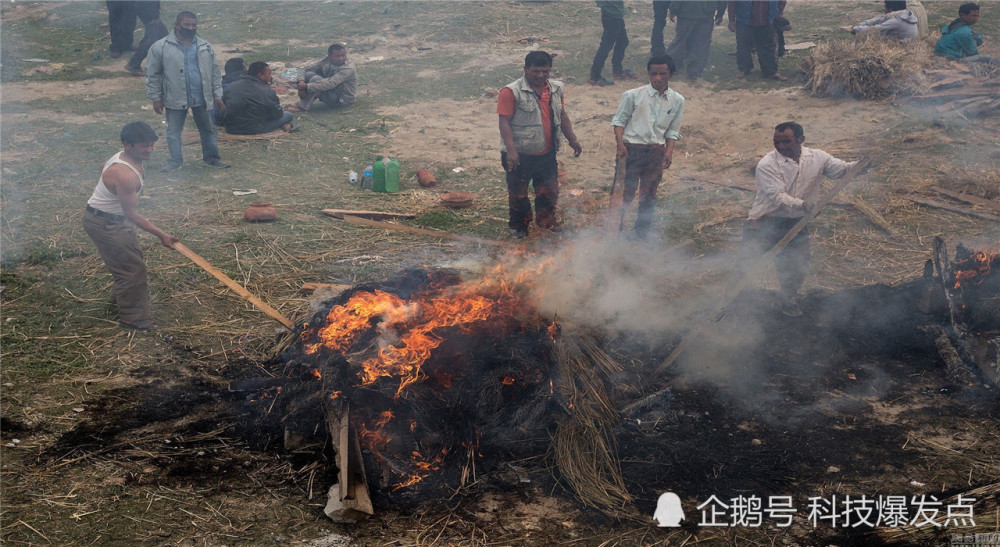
top-left (83, 122), bottom-right (179, 330)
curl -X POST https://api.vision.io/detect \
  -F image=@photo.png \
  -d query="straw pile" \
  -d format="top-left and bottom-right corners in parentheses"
top-left (550, 330), bottom-right (632, 514)
top-left (803, 33), bottom-right (931, 99)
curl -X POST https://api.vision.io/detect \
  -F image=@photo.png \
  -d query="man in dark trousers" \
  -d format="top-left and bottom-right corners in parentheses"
top-left (123, 1), bottom-right (167, 75)
top-left (665, 1), bottom-right (727, 82)
top-left (498, 51), bottom-right (583, 239)
top-left (742, 122), bottom-right (868, 316)
top-left (106, 1), bottom-right (135, 59)
top-left (145, 11), bottom-right (230, 172)
top-left (589, 1), bottom-right (635, 86)
top-left (221, 61), bottom-right (297, 135)
top-left (83, 122), bottom-right (179, 330)
top-left (728, 0), bottom-right (787, 81)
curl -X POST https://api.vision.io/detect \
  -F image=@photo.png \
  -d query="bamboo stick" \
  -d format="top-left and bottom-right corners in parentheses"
top-left (173, 242), bottom-right (295, 330)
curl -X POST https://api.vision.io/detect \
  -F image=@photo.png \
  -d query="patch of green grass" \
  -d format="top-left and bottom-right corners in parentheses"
top-left (416, 209), bottom-right (471, 230)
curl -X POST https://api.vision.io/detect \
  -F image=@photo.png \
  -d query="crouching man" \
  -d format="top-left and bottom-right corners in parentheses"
top-left (83, 122), bottom-right (179, 330)
top-left (288, 43), bottom-right (357, 112)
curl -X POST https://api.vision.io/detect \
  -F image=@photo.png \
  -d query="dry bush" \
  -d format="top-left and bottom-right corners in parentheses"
top-left (803, 33), bottom-right (932, 99)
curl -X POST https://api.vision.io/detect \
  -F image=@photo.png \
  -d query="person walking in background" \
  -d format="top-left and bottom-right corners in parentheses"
top-left (610, 55), bottom-right (684, 239)
top-left (106, 0), bottom-right (136, 59)
top-left (83, 122), bottom-right (179, 331)
top-left (288, 44), bottom-right (357, 112)
top-left (651, 0), bottom-right (671, 56)
top-left (145, 11), bottom-right (230, 172)
top-left (664, 1), bottom-right (726, 82)
top-left (498, 51), bottom-right (583, 239)
top-left (728, 0), bottom-right (787, 81)
top-left (123, 1), bottom-right (167, 75)
top-left (590, 1), bottom-right (635, 86)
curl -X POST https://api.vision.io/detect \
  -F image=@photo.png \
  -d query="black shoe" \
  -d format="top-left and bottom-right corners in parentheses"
top-left (161, 162), bottom-right (182, 173)
top-left (124, 64), bottom-right (144, 76)
top-left (589, 76), bottom-right (615, 86)
top-left (613, 69), bottom-right (637, 80)
top-left (205, 159), bottom-right (231, 168)
top-left (510, 228), bottom-right (528, 240)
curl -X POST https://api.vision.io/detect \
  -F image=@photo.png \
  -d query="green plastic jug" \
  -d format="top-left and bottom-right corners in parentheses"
top-left (372, 157), bottom-right (387, 192)
top-left (385, 158), bottom-right (400, 193)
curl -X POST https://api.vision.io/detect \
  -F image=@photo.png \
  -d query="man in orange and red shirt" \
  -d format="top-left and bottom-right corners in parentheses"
top-left (498, 51), bottom-right (583, 239)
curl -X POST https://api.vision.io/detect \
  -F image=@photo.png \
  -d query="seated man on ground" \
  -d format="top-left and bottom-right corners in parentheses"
top-left (288, 43), bottom-right (357, 112)
top-left (221, 61), bottom-right (296, 135)
top-left (934, 3), bottom-right (999, 66)
top-left (851, 1), bottom-right (918, 42)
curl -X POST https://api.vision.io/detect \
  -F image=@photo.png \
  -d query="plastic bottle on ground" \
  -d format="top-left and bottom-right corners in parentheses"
top-left (362, 164), bottom-right (374, 190)
top-left (372, 156), bottom-right (387, 192)
top-left (385, 158), bottom-right (400, 193)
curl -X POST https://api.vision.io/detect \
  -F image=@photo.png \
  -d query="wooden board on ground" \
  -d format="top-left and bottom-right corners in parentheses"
top-left (321, 209), bottom-right (418, 221)
top-left (931, 186), bottom-right (1000, 213)
top-left (908, 196), bottom-right (1000, 222)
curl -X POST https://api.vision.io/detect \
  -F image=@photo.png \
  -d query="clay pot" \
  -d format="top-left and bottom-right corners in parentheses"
top-left (416, 169), bottom-right (437, 188)
top-left (244, 202), bottom-right (278, 222)
top-left (440, 191), bottom-right (476, 209)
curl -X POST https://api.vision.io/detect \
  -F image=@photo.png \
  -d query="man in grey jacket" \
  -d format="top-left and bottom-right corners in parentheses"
top-left (288, 44), bottom-right (357, 112)
top-left (145, 11), bottom-right (230, 172)
top-left (850, 1), bottom-right (918, 42)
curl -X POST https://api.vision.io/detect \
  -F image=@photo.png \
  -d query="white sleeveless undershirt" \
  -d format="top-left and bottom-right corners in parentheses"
top-left (87, 151), bottom-right (144, 216)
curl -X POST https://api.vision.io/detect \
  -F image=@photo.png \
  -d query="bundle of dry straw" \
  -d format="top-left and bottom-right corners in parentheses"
top-left (803, 33), bottom-right (932, 99)
top-left (550, 330), bottom-right (633, 514)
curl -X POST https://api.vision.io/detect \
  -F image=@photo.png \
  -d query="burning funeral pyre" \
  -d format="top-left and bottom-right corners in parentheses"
top-left (932, 237), bottom-right (1000, 385)
top-left (267, 265), bottom-right (627, 519)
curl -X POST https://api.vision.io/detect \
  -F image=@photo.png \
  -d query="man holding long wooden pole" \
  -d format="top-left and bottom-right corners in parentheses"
top-left (83, 122), bottom-right (179, 331)
top-left (741, 121), bottom-right (870, 317)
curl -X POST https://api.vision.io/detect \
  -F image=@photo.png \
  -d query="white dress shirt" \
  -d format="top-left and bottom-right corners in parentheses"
top-left (748, 147), bottom-right (855, 220)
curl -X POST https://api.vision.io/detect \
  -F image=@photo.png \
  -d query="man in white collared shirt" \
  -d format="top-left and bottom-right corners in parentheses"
top-left (610, 54), bottom-right (685, 238)
top-left (743, 121), bottom-right (867, 316)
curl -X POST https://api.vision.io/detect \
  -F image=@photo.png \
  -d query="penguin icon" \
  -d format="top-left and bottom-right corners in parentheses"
top-left (653, 492), bottom-right (684, 527)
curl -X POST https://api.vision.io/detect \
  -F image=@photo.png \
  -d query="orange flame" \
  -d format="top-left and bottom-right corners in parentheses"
top-left (502, 376), bottom-right (516, 386)
top-left (954, 243), bottom-right (999, 289)
top-left (311, 368), bottom-right (322, 380)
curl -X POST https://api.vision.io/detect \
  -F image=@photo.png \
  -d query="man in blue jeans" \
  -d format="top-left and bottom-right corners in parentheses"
top-left (145, 11), bottom-right (230, 172)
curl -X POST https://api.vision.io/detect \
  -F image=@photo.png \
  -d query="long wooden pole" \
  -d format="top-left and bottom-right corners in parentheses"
top-left (173, 242), bottom-right (295, 330)
top-left (655, 157), bottom-right (872, 375)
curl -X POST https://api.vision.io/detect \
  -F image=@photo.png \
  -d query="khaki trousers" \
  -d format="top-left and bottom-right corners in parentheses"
top-left (83, 209), bottom-right (152, 328)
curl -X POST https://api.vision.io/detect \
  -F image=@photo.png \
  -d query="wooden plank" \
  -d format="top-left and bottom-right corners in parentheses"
top-left (850, 196), bottom-right (898, 238)
top-left (173, 242), bottom-right (295, 330)
top-left (907, 196), bottom-right (1000, 222)
top-left (324, 401), bottom-right (374, 521)
top-left (931, 186), bottom-right (1000, 212)
top-left (680, 175), bottom-right (756, 192)
top-left (321, 209), bottom-right (417, 221)
top-left (337, 214), bottom-right (516, 248)
top-left (301, 282), bottom-right (353, 293)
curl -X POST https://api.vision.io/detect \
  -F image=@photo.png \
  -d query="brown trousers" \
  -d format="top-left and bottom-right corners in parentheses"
top-left (83, 209), bottom-right (152, 328)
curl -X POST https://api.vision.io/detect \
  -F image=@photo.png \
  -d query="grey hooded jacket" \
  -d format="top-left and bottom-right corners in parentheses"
top-left (852, 9), bottom-right (919, 41)
top-left (145, 31), bottom-right (222, 109)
